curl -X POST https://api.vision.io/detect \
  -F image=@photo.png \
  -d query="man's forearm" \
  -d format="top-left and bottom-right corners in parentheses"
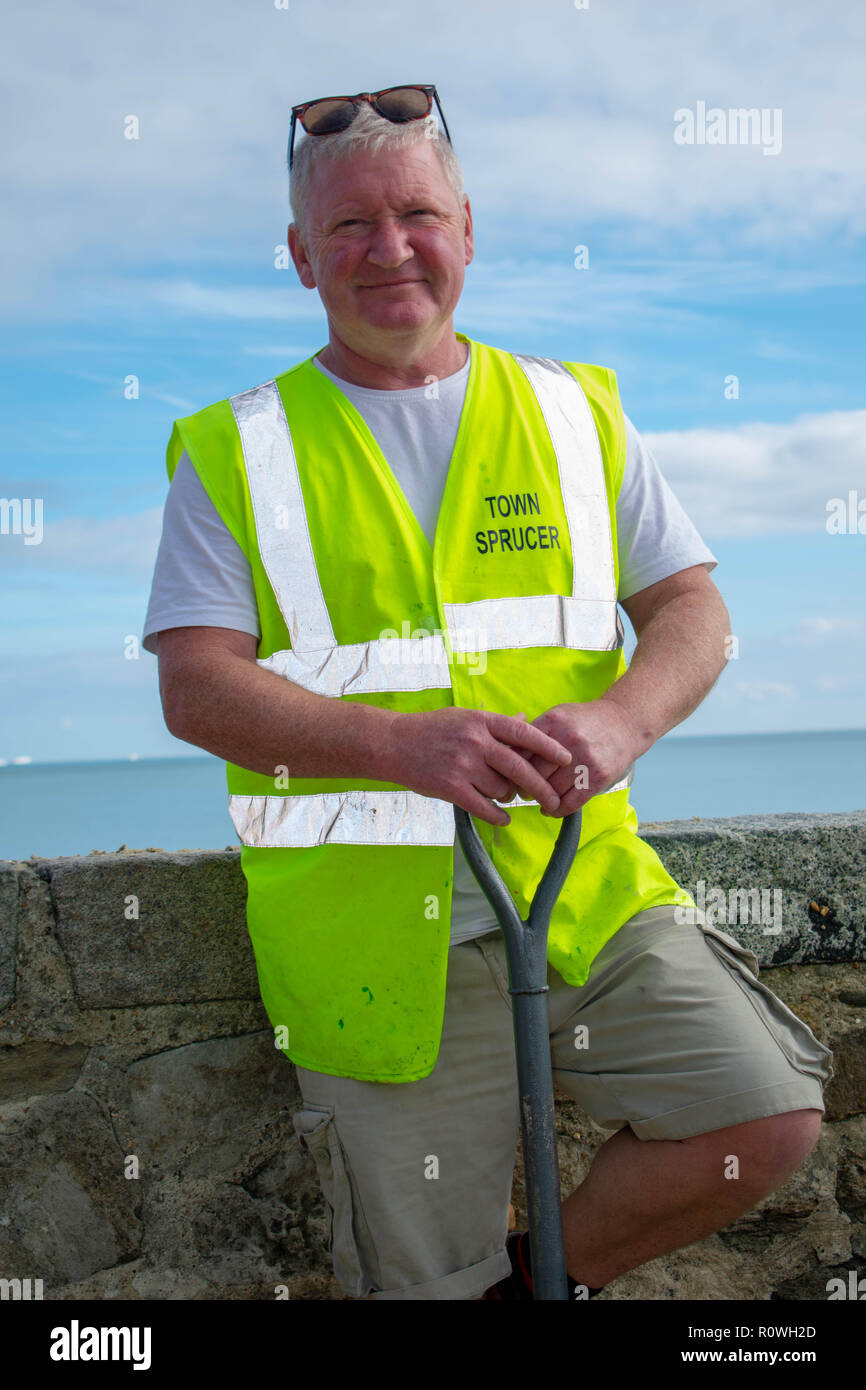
top-left (599, 587), bottom-right (730, 755)
top-left (168, 650), bottom-right (401, 782)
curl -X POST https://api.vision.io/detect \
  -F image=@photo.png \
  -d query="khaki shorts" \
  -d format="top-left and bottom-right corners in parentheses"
top-left (292, 905), bottom-right (834, 1301)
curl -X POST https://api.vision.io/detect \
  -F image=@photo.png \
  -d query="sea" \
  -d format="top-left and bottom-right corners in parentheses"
top-left (0, 728), bottom-right (863, 861)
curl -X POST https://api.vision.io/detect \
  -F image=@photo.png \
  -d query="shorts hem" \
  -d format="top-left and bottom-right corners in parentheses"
top-left (627, 1079), bottom-right (827, 1141)
top-left (364, 1249), bottom-right (511, 1301)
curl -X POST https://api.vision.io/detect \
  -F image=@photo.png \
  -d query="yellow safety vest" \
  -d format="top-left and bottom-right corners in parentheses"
top-left (166, 332), bottom-right (695, 1082)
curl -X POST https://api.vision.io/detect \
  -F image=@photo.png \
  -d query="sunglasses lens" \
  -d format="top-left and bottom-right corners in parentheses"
top-left (375, 87), bottom-right (431, 122)
top-left (302, 98), bottom-right (358, 134)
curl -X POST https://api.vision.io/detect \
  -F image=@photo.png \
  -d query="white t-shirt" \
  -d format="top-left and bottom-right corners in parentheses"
top-left (143, 346), bottom-right (717, 944)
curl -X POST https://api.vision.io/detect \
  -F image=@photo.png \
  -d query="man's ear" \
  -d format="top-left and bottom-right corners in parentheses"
top-left (288, 222), bottom-right (317, 289)
top-left (462, 195), bottom-right (474, 268)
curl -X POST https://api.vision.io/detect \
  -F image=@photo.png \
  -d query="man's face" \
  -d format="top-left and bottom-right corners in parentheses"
top-left (289, 137), bottom-right (473, 352)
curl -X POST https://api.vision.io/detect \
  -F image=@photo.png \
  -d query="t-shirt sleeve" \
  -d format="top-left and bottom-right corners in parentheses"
top-left (141, 451), bottom-right (261, 656)
top-left (616, 413), bottom-right (718, 602)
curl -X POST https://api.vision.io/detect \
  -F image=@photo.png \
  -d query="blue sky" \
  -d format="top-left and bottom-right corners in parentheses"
top-left (1, 0), bottom-right (864, 765)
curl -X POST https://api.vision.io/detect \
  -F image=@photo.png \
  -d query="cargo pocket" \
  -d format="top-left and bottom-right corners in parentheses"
top-left (292, 1102), bottom-right (370, 1297)
top-left (696, 920), bottom-right (835, 1087)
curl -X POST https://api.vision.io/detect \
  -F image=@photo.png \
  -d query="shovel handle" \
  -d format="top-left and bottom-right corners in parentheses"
top-left (453, 805), bottom-right (582, 940)
top-left (453, 801), bottom-right (581, 1301)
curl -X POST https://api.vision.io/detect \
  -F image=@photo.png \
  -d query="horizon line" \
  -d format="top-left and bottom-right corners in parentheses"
top-left (2, 725), bottom-right (866, 770)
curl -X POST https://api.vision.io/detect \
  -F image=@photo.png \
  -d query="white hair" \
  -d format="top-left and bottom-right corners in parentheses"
top-left (289, 101), bottom-right (466, 242)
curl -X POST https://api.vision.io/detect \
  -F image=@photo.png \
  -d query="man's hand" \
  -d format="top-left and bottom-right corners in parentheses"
top-left (499, 700), bottom-right (643, 818)
top-left (385, 707), bottom-right (574, 826)
top-left (499, 567), bottom-right (732, 817)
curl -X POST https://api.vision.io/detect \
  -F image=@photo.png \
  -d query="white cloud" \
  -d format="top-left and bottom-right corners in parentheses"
top-left (0, 507), bottom-right (164, 576)
top-left (781, 616), bottom-right (865, 644)
top-left (149, 281), bottom-right (324, 322)
top-left (753, 339), bottom-right (825, 365)
top-left (643, 409), bottom-right (866, 538)
top-left (733, 680), bottom-right (796, 701)
top-left (151, 392), bottom-right (197, 410)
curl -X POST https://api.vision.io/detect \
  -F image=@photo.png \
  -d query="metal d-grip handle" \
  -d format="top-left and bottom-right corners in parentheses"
top-left (454, 806), bottom-right (582, 955)
top-left (453, 804), bottom-right (582, 1301)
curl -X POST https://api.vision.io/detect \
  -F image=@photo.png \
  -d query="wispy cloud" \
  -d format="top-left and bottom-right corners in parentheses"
top-left (780, 616), bottom-right (865, 645)
top-left (753, 339), bottom-right (825, 365)
top-left (0, 508), bottom-right (164, 576)
top-left (644, 409), bottom-right (866, 538)
top-left (151, 392), bottom-right (197, 410)
top-left (150, 281), bottom-right (325, 321)
top-left (733, 680), bottom-right (796, 702)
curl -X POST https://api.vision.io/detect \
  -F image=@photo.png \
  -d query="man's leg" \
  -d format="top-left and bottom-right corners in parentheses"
top-left (292, 933), bottom-right (521, 1300)
top-left (561, 1107), bottom-right (822, 1289)
top-left (510, 903), bottom-right (836, 1297)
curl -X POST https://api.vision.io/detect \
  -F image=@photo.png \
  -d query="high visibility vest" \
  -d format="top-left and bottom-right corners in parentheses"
top-left (166, 332), bottom-right (695, 1083)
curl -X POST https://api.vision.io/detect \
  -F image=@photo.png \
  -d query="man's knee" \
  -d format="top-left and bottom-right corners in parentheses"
top-left (685, 1107), bottom-right (823, 1194)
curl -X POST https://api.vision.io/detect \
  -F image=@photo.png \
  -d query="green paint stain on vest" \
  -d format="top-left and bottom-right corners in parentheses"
top-left (338, 1018), bottom-right (344, 1029)
top-left (361, 986), bottom-right (374, 1005)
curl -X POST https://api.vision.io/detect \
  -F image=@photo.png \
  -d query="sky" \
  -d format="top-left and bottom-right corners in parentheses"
top-left (1, 0), bottom-right (864, 765)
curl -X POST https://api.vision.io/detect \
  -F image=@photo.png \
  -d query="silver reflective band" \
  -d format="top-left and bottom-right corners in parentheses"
top-left (511, 354), bottom-right (619, 651)
top-left (444, 593), bottom-right (620, 654)
top-left (259, 638), bottom-right (452, 698)
top-left (496, 762), bottom-right (635, 808)
top-left (229, 790), bottom-right (456, 848)
top-left (229, 769), bottom-right (634, 849)
top-left (231, 380), bottom-right (335, 656)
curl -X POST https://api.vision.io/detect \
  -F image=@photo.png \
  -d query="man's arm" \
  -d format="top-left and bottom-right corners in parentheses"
top-left (159, 626), bottom-right (401, 782)
top-left (157, 625), bottom-right (575, 825)
top-left (602, 563), bottom-right (730, 752)
top-left (518, 564), bottom-right (731, 817)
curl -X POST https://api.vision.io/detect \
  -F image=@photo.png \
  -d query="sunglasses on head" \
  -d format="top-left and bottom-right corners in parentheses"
top-left (288, 84), bottom-right (452, 171)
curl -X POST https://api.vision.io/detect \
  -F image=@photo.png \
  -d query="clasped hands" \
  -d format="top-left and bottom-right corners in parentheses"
top-left (500, 699), bottom-right (641, 818)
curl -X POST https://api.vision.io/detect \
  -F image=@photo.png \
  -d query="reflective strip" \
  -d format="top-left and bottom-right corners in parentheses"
top-left (258, 638), bottom-right (452, 697)
top-left (511, 354), bottom-right (619, 651)
top-left (230, 767), bottom-right (634, 849)
top-left (231, 380), bottom-right (334, 655)
top-left (444, 594), bottom-right (620, 654)
top-left (229, 790), bottom-right (456, 848)
top-left (496, 762), bottom-right (635, 808)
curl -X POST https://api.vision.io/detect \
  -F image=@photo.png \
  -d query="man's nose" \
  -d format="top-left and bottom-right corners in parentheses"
top-left (366, 218), bottom-right (414, 267)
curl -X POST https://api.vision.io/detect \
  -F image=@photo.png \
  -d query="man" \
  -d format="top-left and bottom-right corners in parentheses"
top-left (142, 86), bottom-right (833, 1302)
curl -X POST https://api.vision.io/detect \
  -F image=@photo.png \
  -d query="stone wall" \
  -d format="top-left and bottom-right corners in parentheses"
top-left (0, 810), bottom-right (864, 1301)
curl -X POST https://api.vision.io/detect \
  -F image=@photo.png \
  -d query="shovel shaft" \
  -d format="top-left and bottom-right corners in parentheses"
top-left (512, 990), bottom-right (569, 1300)
top-left (455, 806), bottom-right (582, 1301)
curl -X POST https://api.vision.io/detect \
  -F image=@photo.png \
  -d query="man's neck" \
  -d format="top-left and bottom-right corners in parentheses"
top-left (316, 328), bottom-right (468, 390)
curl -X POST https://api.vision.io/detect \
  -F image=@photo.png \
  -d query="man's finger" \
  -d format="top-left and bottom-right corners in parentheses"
top-left (488, 746), bottom-right (563, 812)
top-left (494, 714), bottom-right (572, 766)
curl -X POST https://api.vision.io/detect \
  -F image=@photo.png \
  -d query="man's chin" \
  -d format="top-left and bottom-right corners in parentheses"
top-left (355, 306), bottom-right (438, 335)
